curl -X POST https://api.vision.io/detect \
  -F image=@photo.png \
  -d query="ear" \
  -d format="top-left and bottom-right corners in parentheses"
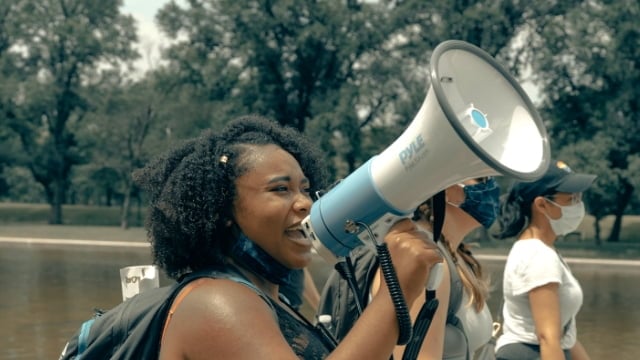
top-left (445, 184), bottom-right (464, 204)
top-left (532, 196), bottom-right (548, 214)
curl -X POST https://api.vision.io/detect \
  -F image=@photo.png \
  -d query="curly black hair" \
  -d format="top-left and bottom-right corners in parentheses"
top-left (133, 115), bottom-right (328, 279)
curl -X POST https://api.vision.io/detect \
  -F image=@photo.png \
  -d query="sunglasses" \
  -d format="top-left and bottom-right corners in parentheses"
top-left (544, 193), bottom-right (582, 206)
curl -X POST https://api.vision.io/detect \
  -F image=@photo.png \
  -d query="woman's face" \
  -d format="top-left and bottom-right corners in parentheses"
top-left (445, 177), bottom-right (500, 229)
top-left (446, 177), bottom-right (486, 205)
top-left (541, 192), bottom-right (582, 220)
top-left (232, 144), bottom-right (314, 269)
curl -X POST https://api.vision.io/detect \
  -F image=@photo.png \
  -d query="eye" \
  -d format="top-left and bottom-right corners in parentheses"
top-left (271, 185), bottom-right (289, 192)
top-left (570, 193), bottom-right (582, 204)
top-left (474, 176), bottom-right (492, 184)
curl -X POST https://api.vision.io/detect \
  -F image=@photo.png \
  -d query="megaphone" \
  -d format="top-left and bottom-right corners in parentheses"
top-left (302, 40), bottom-right (550, 263)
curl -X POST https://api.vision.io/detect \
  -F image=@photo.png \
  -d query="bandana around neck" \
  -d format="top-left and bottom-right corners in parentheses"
top-left (229, 231), bottom-right (293, 285)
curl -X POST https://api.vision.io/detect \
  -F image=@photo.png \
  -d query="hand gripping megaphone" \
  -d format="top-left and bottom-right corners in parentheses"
top-left (302, 40), bottom-right (550, 265)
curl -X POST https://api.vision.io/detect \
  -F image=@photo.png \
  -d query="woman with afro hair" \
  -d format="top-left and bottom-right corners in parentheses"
top-left (133, 115), bottom-right (443, 359)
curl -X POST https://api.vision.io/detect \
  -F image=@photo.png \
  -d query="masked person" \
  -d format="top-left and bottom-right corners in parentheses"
top-left (494, 160), bottom-right (595, 360)
top-left (317, 177), bottom-right (501, 360)
top-left (134, 115), bottom-right (443, 359)
top-left (392, 178), bottom-right (500, 360)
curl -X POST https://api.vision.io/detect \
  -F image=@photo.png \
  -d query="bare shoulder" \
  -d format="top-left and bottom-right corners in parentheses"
top-left (160, 278), bottom-right (295, 360)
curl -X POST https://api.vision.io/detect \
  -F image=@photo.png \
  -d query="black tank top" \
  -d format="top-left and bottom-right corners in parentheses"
top-left (272, 299), bottom-right (334, 359)
top-left (218, 266), bottom-right (334, 358)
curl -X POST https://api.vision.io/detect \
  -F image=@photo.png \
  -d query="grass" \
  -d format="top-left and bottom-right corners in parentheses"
top-left (0, 202), bottom-right (147, 227)
top-left (0, 202), bottom-right (148, 241)
top-left (0, 223), bottom-right (148, 242)
top-left (1, 202), bottom-right (640, 259)
top-left (466, 213), bottom-right (640, 259)
top-left (575, 214), bottom-right (640, 243)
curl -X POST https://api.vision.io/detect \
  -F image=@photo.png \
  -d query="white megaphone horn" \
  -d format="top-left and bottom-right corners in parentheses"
top-left (302, 40), bottom-right (550, 264)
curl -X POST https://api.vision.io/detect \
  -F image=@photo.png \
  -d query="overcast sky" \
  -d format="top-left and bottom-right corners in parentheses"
top-left (121, 0), bottom-right (181, 77)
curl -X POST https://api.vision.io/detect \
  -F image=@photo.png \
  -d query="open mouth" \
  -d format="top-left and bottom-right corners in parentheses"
top-left (285, 226), bottom-right (312, 246)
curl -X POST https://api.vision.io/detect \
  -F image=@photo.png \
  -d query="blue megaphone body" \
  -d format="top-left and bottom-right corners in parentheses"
top-left (301, 40), bottom-right (550, 265)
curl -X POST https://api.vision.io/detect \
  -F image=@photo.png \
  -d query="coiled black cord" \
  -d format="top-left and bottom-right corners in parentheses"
top-left (402, 290), bottom-right (438, 360)
top-left (376, 242), bottom-right (413, 345)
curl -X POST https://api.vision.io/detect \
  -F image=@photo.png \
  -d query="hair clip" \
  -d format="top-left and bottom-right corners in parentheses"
top-left (219, 155), bottom-right (229, 164)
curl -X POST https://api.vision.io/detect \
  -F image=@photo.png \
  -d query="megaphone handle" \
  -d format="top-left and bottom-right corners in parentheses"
top-left (401, 290), bottom-right (439, 360)
top-left (376, 242), bottom-right (413, 346)
top-left (426, 263), bottom-right (444, 291)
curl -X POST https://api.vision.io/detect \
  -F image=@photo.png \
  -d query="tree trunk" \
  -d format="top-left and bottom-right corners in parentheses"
top-left (594, 216), bottom-right (602, 246)
top-left (106, 187), bottom-right (113, 207)
top-left (607, 214), bottom-right (624, 243)
top-left (607, 179), bottom-right (633, 242)
top-left (120, 183), bottom-right (132, 229)
top-left (49, 179), bottom-right (65, 224)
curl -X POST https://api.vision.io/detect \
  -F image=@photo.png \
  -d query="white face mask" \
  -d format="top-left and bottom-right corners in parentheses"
top-left (544, 200), bottom-right (586, 236)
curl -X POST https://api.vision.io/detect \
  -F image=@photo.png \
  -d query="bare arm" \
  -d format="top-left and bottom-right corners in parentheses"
top-left (161, 219), bottom-right (442, 360)
top-left (390, 259), bottom-right (451, 360)
top-left (570, 340), bottom-right (591, 360)
top-left (330, 219), bottom-right (443, 359)
top-left (160, 280), bottom-right (300, 360)
top-left (529, 282), bottom-right (565, 360)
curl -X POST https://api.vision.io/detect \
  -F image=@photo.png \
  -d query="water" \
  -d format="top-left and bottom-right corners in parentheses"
top-left (1, 242), bottom-right (638, 359)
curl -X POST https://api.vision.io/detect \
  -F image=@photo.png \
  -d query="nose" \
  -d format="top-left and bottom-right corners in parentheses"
top-left (293, 191), bottom-right (312, 213)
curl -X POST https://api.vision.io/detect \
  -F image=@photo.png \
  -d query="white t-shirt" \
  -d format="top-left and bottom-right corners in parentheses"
top-left (495, 239), bottom-right (582, 351)
top-left (456, 290), bottom-right (493, 354)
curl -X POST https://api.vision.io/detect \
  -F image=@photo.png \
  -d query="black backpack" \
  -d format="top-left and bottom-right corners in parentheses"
top-left (316, 241), bottom-right (466, 354)
top-left (59, 267), bottom-right (269, 360)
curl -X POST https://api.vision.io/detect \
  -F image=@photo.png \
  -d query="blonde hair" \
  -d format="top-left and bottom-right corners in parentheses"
top-left (442, 239), bottom-right (490, 312)
top-left (414, 201), bottom-right (490, 312)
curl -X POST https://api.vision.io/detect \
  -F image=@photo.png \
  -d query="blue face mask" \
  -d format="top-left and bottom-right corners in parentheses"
top-left (230, 231), bottom-right (293, 285)
top-left (458, 177), bottom-right (501, 229)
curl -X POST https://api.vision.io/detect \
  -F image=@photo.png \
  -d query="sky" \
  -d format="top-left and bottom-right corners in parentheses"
top-left (121, 0), bottom-right (181, 76)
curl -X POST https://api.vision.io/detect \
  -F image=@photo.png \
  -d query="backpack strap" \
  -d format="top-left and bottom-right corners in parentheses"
top-left (161, 278), bottom-right (209, 344)
top-left (439, 242), bottom-right (470, 360)
top-left (431, 191), bottom-right (446, 244)
top-left (402, 241), bottom-right (466, 360)
top-left (439, 242), bottom-right (463, 321)
top-left (76, 318), bottom-right (96, 359)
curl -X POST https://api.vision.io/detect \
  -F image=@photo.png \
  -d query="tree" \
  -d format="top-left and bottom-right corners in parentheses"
top-left (523, 0), bottom-right (640, 242)
top-left (154, 0), bottom-right (547, 180)
top-left (555, 136), bottom-right (620, 245)
top-left (80, 78), bottom-right (167, 228)
top-left (2, 0), bottom-right (138, 223)
top-left (0, 2), bottom-right (23, 195)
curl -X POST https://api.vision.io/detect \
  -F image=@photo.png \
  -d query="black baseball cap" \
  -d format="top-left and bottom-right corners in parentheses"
top-left (510, 159), bottom-right (597, 204)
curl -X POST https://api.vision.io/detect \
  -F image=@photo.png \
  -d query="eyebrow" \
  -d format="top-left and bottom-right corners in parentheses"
top-left (267, 176), bottom-right (310, 185)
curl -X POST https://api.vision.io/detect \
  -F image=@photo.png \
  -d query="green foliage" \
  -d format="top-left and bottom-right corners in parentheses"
top-left (523, 0), bottom-right (640, 241)
top-left (153, 0), bottom-right (540, 178)
top-left (0, 0), bottom-right (139, 224)
top-left (0, 166), bottom-right (44, 202)
top-left (2, 0), bottom-right (639, 242)
top-left (0, 202), bottom-right (146, 227)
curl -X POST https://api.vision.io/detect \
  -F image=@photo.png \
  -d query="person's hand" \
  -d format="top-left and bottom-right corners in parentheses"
top-left (383, 218), bottom-right (442, 305)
